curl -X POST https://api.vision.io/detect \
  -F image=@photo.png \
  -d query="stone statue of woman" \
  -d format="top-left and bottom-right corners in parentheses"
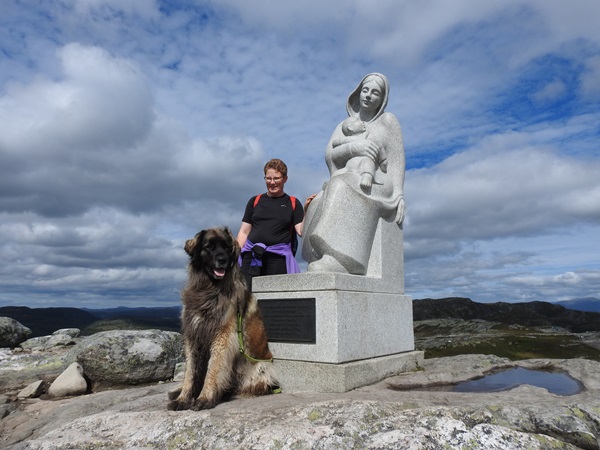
top-left (302, 73), bottom-right (405, 275)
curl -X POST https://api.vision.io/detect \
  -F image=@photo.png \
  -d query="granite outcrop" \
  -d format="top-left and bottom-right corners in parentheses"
top-left (2, 316), bottom-right (600, 449)
top-left (1, 352), bottom-right (599, 449)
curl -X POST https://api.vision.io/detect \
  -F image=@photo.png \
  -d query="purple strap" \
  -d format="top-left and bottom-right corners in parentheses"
top-left (239, 240), bottom-right (300, 274)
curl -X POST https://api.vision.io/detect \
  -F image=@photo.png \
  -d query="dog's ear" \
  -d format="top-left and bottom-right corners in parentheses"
top-left (232, 237), bottom-right (241, 261)
top-left (184, 230), bottom-right (206, 256)
top-left (223, 226), bottom-right (241, 263)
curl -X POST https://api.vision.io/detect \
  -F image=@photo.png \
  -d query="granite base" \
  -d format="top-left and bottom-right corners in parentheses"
top-left (273, 351), bottom-right (424, 393)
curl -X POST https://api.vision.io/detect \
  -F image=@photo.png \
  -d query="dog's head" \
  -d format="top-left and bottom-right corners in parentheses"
top-left (184, 227), bottom-right (240, 281)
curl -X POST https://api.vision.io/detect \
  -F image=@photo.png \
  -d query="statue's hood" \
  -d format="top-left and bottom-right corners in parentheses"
top-left (346, 72), bottom-right (389, 122)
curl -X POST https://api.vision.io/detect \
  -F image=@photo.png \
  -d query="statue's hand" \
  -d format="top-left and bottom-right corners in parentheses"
top-left (350, 139), bottom-right (379, 162)
top-left (395, 197), bottom-right (406, 225)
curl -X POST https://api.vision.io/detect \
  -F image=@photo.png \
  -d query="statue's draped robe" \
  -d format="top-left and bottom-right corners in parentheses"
top-left (303, 73), bottom-right (405, 275)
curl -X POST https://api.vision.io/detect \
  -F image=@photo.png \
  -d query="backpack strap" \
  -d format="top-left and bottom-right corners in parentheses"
top-left (288, 196), bottom-right (298, 255)
top-left (253, 194), bottom-right (296, 210)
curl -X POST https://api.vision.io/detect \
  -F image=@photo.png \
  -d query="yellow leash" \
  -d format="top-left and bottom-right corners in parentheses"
top-left (236, 313), bottom-right (282, 394)
top-left (237, 313), bottom-right (273, 363)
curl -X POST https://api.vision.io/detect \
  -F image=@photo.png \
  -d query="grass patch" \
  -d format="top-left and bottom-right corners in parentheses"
top-left (422, 334), bottom-right (600, 361)
top-left (81, 319), bottom-right (180, 336)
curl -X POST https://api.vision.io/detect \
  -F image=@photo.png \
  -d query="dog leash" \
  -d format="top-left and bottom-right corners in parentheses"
top-left (236, 313), bottom-right (282, 394)
top-left (236, 313), bottom-right (273, 363)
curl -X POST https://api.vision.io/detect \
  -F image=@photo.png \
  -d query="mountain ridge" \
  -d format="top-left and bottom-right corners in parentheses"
top-left (555, 297), bottom-right (600, 313)
top-left (413, 297), bottom-right (600, 333)
top-left (2, 297), bottom-right (599, 338)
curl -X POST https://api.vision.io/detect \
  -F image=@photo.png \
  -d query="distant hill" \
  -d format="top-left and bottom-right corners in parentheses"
top-left (82, 306), bottom-right (181, 332)
top-left (3, 299), bottom-right (599, 338)
top-left (0, 305), bottom-right (181, 338)
top-left (556, 297), bottom-right (600, 313)
top-left (413, 297), bottom-right (600, 333)
top-left (0, 306), bottom-right (98, 338)
top-left (82, 306), bottom-right (180, 321)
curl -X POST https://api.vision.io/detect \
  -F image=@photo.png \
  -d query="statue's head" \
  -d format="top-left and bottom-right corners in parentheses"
top-left (347, 73), bottom-right (389, 122)
top-left (362, 74), bottom-right (386, 94)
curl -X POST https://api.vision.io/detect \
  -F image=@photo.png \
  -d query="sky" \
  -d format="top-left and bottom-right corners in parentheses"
top-left (1, 0), bottom-right (599, 309)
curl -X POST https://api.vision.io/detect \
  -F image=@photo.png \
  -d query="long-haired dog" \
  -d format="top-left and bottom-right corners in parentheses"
top-left (167, 227), bottom-right (279, 411)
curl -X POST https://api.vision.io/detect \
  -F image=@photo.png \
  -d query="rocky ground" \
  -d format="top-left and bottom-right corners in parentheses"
top-left (1, 354), bottom-right (599, 449)
top-left (2, 315), bottom-right (600, 449)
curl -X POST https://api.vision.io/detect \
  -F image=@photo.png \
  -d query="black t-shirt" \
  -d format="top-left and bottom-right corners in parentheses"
top-left (242, 193), bottom-right (304, 246)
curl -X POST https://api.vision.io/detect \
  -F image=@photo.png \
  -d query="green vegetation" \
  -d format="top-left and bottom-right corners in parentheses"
top-left (307, 409), bottom-right (322, 421)
top-left (422, 334), bottom-right (600, 361)
top-left (81, 319), bottom-right (180, 336)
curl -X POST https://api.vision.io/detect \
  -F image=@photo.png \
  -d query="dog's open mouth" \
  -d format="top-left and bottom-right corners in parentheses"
top-left (213, 268), bottom-right (226, 279)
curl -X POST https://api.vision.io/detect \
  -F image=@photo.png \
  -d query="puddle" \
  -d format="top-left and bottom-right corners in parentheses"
top-left (452, 367), bottom-right (583, 396)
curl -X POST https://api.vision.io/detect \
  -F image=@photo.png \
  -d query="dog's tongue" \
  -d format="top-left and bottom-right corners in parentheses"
top-left (214, 268), bottom-right (226, 278)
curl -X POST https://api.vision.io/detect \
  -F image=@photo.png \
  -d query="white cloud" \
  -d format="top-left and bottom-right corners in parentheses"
top-left (0, 0), bottom-right (599, 307)
top-left (0, 43), bottom-right (154, 154)
top-left (72, 0), bottom-right (161, 20)
top-left (580, 55), bottom-right (600, 99)
top-left (531, 79), bottom-right (567, 103)
top-left (0, 42), bottom-right (274, 218)
top-left (406, 132), bottom-right (600, 247)
top-left (403, 132), bottom-right (600, 302)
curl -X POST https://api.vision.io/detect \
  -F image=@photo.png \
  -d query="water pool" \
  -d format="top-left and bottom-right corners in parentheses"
top-left (453, 367), bottom-right (583, 396)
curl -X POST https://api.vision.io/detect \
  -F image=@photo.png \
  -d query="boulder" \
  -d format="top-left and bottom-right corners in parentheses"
top-left (19, 336), bottom-right (51, 351)
top-left (20, 332), bottom-right (78, 351)
top-left (17, 380), bottom-right (46, 399)
top-left (47, 362), bottom-right (88, 398)
top-left (0, 317), bottom-right (32, 348)
top-left (74, 330), bottom-right (183, 385)
top-left (0, 347), bottom-right (73, 391)
top-left (53, 329), bottom-right (80, 338)
top-left (47, 333), bottom-right (78, 347)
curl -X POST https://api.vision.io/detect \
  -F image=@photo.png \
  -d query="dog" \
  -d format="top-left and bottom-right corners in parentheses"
top-left (167, 227), bottom-right (279, 411)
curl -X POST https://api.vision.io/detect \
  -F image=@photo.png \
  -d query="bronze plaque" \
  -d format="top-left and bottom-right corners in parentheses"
top-left (258, 298), bottom-right (316, 344)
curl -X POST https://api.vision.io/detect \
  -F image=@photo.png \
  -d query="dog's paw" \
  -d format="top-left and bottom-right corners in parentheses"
top-left (191, 397), bottom-right (219, 411)
top-left (167, 386), bottom-right (182, 401)
top-left (167, 398), bottom-right (193, 411)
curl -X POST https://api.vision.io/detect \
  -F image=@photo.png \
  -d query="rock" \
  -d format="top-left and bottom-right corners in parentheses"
top-left (17, 380), bottom-right (46, 399)
top-left (74, 330), bottom-right (183, 385)
top-left (0, 347), bottom-right (73, 391)
top-left (52, 329), bottom-right (80, 338)
top-left (0, 318), bottom-right (32, 348)
top-left (19, 336), bottom-right (51, 351)
top-left (0, 329), bottom-right (182, 392)
top-left (0, 394), bottom-right (11, 419)
top-left (21, 331), bottom-right (79, 352)
top-left (47, 363), bottom-right (88, 398)
top-left (173, 362), bottom-right (185, 381)
top-left (0, 355), bottom-right (598, 449)
top-left (45, 333), bottom-right (78, 348)
top-left (0, 393), bottom-right (17, 421)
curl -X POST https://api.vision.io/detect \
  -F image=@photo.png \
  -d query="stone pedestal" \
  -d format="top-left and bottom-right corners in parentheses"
top-left (255, 275), bottom-right (422, 392)
top-left (254, 220), bottom-right (422, 392)
top-left (255, 273), bottom-right (414, 364)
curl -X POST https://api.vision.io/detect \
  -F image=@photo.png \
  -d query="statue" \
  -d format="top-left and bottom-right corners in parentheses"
top-left (302, 73), bottom-right (405, 275)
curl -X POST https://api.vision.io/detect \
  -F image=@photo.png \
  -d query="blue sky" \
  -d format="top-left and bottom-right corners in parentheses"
top-left (1, 0), bottom-right (599, 308)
